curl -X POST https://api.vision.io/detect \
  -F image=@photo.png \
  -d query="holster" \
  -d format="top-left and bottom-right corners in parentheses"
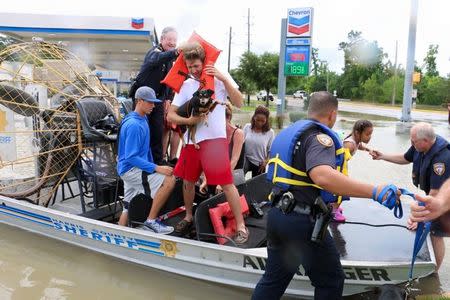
top-left (311, 196), bottom-right (332, 243)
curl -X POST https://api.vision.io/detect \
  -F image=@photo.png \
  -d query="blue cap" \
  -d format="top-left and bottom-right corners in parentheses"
top-left (135, 86), bottom-right (162, 103)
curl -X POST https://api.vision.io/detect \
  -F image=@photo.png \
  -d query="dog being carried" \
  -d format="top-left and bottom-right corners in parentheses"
top-left (176, 88), bottom-right (218, 148)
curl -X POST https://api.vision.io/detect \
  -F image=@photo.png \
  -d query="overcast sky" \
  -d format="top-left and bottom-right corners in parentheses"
top-left (1, 0), bottom-right (449, 75)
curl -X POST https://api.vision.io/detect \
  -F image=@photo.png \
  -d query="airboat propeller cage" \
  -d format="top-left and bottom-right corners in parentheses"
top-left (0, 41), bottom-right (120, 205)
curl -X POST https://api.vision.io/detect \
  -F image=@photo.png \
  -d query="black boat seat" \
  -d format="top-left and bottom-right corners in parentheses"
top-left (76, 98), bottom-right (119, 142)
top-left (121, 99), bottom-right (133, 115)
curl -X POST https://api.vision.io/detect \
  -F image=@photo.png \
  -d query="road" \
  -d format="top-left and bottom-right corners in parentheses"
top-left (286, 97), bottom-right (448, 122)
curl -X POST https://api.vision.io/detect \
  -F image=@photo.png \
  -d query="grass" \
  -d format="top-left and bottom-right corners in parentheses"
top-left (350, 99), bottom-right (447, 112)
top-left (238, 98), bottom-right (278, 113)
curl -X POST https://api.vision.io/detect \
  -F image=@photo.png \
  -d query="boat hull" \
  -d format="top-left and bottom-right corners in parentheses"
top-left (0, 196), bottom-right (436, 298)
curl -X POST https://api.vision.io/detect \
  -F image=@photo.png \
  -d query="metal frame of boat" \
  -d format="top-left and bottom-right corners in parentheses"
top-left (0, 192), bottom-right (436, 298)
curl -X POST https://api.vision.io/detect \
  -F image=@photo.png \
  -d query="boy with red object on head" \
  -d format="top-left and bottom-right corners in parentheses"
top-left (167, 42), bottom-right (249, 244)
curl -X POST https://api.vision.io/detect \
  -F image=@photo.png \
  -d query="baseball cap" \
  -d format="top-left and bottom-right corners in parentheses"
top-left (135, 86), bottom-right (162, 103)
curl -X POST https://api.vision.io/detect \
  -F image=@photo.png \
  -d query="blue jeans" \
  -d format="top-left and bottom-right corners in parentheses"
top-left (252, 207), bottom-right (344, 300)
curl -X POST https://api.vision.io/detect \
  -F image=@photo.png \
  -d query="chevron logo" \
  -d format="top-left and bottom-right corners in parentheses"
top-left (288, 15), bottom-right (310, 36)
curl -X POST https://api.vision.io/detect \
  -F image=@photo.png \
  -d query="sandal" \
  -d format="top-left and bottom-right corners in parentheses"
top-left (234, 227), bottom-right (249, 245)
top-left (174, 219), bottom-right (193, 236)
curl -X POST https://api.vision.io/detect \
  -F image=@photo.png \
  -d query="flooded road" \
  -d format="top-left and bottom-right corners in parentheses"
top-left (0, 109), bottom-right (449, 299)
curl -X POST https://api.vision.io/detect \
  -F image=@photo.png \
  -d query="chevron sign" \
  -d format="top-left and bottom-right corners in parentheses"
top-left (287, 8), bottom-right (313, 37)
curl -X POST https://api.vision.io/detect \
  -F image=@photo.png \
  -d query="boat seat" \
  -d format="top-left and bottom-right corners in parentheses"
top-left (76, 98), bottom-right (119, 142)
top-left (194, 176), bottom-right (269, 248)
top-left (128, 193), bottom-right (152, 228)
top-left (121, 99), bottom-right (133, 115)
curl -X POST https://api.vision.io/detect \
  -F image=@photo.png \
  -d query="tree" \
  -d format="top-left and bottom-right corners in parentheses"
top-left (423, 44), bottom-right (439, 77)
top-left (310, 47), bottom-right (319, 76)
top-left (362, 74), bottom-right (383, 102)
top-left (237, 51), bottom-right (278, 107)
top-left (417, 76), bottom-right (449, 105)
top-left (338, 30), bottom-right (388, 99)
top-left (230, 68), bottom-right (256, 106)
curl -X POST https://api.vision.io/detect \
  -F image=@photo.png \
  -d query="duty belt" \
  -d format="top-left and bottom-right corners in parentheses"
top-left (275, 200), bottom-right (311, 215)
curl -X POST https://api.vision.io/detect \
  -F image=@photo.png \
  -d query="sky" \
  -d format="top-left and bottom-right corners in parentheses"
top-left (1, 0), bottom-right (449, 76)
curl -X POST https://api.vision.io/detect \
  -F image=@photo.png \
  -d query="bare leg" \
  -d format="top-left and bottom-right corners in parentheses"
top-left (118, 211), bottom-right (128, 226)
top-left (431, 235), bottom-right (445, 271)
top-left (162, 128), bottom-right (170, 162)
top-left (169, 131), bottom-right (180, 160)
top-left (182, 180), bottom-right (196, 222)
top-left (222, 183), bottom-right (246, 232)
top-left (148, 175), bottom-right (176, 219)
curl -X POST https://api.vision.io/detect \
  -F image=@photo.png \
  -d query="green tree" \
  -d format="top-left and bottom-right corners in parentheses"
top-left (229, 68), bottom-right (256, 106)
top-left (362, 74), bottom-right (383, 102)
top-left (417, 76), bottom-right (449, 105)
top-left (381, 75), bottom-right (404, 104)
top-left (423, 44), bottom-right (439, 77)
top-left (310, 47), bottom-right (319, 76)
top-left (338, 30), bottom-right (388, 99)
top-left (237, 51), bottom-right (278, 107)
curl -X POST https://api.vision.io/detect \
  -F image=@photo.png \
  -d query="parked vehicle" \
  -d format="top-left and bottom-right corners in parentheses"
top-left (293, 90), bottom-right (307, 99)
top-left (256, 90), bottom-right (274, 101)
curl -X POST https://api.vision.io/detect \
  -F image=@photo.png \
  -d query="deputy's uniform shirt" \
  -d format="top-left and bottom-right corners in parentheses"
top-left (404, 142), bottom-right (450, 193)
top-left (290, 126), bottom-right (336, 205)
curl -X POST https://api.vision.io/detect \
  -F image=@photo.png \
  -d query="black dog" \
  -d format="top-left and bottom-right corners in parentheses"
top-left (176, 89), bottom-right (217, 148)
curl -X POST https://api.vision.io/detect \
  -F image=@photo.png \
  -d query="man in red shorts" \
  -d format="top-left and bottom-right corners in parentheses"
top-left (167, 42), bottom-right (248, 244)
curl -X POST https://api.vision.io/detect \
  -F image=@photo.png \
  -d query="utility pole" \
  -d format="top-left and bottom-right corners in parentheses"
top-left (246, 8), bottom-right (251, 106)
top-left (247, 8), bottom-right (250, 52)
top-left (391, 40), bottom-right (398, 106)
top-left (401, 0), bottom-right (418, 122)
top-left (227, 26), bottom-right (232, 72)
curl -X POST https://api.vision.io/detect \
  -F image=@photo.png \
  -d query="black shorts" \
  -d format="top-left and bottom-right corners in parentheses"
top-left (431, 219), bottom-right (448, 237)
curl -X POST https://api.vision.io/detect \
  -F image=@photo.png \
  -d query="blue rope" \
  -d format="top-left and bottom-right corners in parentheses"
top-left (396, 188), bottom-right (432, 280)
top-left (372, 186), bottom-right (432, 279)
top-left (372, 184), bottom-right (403, 218)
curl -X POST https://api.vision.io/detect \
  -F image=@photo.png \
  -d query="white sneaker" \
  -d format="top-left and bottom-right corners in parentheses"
top-left (143, 220), bottom-right (174, 235)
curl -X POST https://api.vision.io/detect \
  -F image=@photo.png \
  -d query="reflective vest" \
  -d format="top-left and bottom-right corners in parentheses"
top-left (266, 120), bottom-right (350, 204)
top-left (412, 135), bottom-right (450, 194)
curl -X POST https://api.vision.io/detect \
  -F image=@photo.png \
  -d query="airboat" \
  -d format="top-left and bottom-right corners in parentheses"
top-left (0, 41), bottom-right (435, 298)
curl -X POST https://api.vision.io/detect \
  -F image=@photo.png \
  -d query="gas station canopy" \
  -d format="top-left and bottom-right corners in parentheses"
top-left (0, 12), bottom-right (156, 73)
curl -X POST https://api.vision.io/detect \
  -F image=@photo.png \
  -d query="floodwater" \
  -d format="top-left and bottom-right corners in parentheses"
top-left (0, 108), bottom-right (449, 299)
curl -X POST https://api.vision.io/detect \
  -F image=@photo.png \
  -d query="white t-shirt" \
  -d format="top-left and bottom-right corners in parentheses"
top-left (172, 72), bottom-right (238, 144)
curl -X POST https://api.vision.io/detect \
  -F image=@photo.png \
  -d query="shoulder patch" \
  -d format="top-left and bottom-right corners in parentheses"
top-left (433, 163), bottom-right (445, 176)
top-left (316, 134), bottom-right (333, 147)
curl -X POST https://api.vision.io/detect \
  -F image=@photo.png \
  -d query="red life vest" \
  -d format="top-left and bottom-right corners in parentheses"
top-left (208, 195), bottom-right (249, 245)
top-left (161, 32), bottom-right (221, 96)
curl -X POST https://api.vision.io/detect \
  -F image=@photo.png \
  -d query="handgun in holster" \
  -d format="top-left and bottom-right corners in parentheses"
top-left (278, 191), bottom-right (296, 214)
top-left (310, 196), bottom-right (332, 243)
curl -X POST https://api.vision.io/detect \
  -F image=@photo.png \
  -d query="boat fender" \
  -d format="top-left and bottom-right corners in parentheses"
top-left (161, 32), bottom-right (221, 95)
top-left (209, 195), bottom-right (249, 245)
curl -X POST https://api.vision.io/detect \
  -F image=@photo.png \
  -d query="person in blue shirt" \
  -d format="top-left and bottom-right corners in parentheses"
top-left (117, 86), bottom-right (175, 234)
top-left (371, 122), bottom-right (450, 270)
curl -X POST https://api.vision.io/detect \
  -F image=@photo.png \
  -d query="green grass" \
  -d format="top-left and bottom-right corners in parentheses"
top-left (350, 99), bottom-right (447, 112)
top-left (238, 98), bottom-right (278, 113)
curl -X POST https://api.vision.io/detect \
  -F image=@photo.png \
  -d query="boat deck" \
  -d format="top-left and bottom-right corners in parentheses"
top-left (48, 176), bottom-right (431, 264)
